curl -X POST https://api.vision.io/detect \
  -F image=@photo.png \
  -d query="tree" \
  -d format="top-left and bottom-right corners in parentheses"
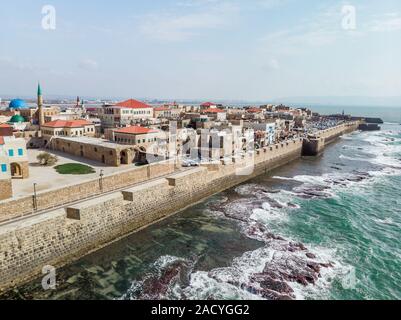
top-left (37, 152), bottom-right (58, 166)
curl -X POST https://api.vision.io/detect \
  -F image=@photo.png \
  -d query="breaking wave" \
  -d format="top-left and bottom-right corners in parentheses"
top-left (120, 126), bottom-right (401, 301)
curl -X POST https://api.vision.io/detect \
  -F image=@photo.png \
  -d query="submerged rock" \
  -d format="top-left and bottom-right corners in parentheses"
top-left (306, 253), bottom-right (317, 259)
top-left (123, 258), bottom-right (194, 300)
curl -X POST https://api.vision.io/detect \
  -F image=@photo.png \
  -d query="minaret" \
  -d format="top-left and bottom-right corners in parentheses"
top-left (37, 82), bottom-right (45, 126)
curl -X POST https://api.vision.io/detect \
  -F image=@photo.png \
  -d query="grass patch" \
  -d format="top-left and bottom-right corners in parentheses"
top-left (54, 163), bottom-right (96, 175)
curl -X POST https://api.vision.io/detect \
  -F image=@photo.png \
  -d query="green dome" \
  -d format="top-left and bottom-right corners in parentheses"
top-left (9, 115), bottom-right (26, 123)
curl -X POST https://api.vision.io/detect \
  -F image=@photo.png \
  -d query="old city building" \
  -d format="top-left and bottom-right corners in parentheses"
top-left (49, 136), bottom-right (136, 166)
top-left (0, 135), bottom-right (29, 180)
top-left (100, 99), bottom-right (153, 128)
top-left (41, 119), bottom-right (96, 145)
top-left (153, 107), bottom-right (181, 119)
top-left (0, 123), bottom-right (13, 137)
top-left (19, 106), bottom-right (60, 124)
top-left (202, 108), bottom-right (227, 121)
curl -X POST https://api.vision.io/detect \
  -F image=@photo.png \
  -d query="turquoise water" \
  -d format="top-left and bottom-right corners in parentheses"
top-left (266, 125), bottom-right (401, 299)
top-left (5, 124), bottom-right (401, 300)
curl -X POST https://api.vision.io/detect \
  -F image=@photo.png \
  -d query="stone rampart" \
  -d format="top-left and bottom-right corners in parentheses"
top-left (0, 123), bottom-right (358, 292)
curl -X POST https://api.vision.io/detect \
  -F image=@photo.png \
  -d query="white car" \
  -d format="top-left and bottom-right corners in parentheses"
top-left (182, 159), bottom-right (199, 167)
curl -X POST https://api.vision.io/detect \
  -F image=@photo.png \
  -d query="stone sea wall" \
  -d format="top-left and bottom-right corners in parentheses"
top-left (0, 161), bottom-right (175, 222)
top-left (302, 121), bottom-right (359, 156)
top-left (0, 124), bottom-right (358, 292)
top-left (0, 180), bottom-right (12, 201)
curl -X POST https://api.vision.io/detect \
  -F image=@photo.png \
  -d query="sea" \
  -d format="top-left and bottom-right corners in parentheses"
top-left (4, 106), bottom-right (401, 300)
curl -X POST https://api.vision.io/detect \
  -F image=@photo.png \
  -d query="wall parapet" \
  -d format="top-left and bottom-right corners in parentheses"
top-left (0, 160), bottom-right (175, 223)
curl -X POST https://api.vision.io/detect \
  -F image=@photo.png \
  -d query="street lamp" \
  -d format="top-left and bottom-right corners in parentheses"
top-left (33, 183), bottom-right (38, 211)
top-left (99, 169), bottom-right (104, 192)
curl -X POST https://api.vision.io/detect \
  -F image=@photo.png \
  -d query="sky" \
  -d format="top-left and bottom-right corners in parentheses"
top-left (1, 0), bottom-right (401, 103)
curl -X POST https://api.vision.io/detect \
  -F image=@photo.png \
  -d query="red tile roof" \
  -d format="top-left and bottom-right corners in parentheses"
top-left (154, 107), bottom-right (170, 111)
top-left (114, 126), bottom-right (158, 135)
top-left (0, 136), bottom-right (4, 145)
top-left (247, 108), bottom-right (262, 113)
top-left (42, 119), bottom-right (93, 128)
top-left (0, 124), bottom-right (11, 128)
top-left (203, 108), bottom-right (225, 113)
top-left (115, 99), bottom-right (152, 109)
top-left (201, 102), bottom-right (216, 107)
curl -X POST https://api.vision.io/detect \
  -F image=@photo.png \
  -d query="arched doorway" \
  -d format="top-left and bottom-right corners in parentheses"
top-left (120, 150), bottom-right (130, 165)
top-left (10, 163), bottom-right (22, 178)
top-left (137, 147), bottom-right (148, 164)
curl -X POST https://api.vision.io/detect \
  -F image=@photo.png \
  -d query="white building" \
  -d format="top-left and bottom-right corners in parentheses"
top-left (100, 99), bottom-right (153, 128)
top-left (41, 119), bottom-right (96, 144)
top-left (0, 135), bottom-right (29, 179)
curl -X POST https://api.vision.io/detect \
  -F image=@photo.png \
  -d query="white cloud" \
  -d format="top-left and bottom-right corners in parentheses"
top-left (369, 12), bottom-right (401, 32)
top-left (258, 4), bottom-right (363, 55)
top-left (138, 2), bottom-right (239, 42)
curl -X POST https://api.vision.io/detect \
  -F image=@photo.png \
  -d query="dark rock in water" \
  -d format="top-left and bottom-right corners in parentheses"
top-left (307, 262), bottom-right (321, 273)
top-left (331, 166), bottom-right (342, 171)
top-left (331, 179), bottom-right (348, 186)
top-left (245, 224), bottom-right (286, 242)
top-left (334, 162), bottom-right (346, 167)
top-left (294, 184), bottom-right (333, 199)
top-left (261, 254), bottom-right (321, 287)
top-left (296, 193), bottom-right (315, 199)
top-left (306, 253), bottom-right (317, 259)
top-left (265, 197), bottom-right (284, 209)
top-left (287, 203), bottom-right (298, 208)
top-left (128, 259), bottom-right (192, 300)
top-left (320, 262), bottom-right (335, 268)
top-left (302, 190), bottom-right (331, 198)
top-left (346, 176), bottom-right (364, 182)
top-left (251, 274), bottom-right (294, 296)
top-left (264, 189), bottom-right (281, 194)
top-left (263, 232), bottom-right (285, 241)
top-left (240, 283), bottom-right (293, 300)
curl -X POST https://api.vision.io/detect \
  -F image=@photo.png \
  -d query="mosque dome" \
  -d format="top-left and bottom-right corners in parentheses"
top-left (9, 99), bottom-right (27, 109)
top-left (9, 114), bottom-right (26, 123)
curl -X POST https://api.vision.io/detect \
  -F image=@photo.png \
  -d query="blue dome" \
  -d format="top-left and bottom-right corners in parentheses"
top-left (9, 99), bottom-right (27, 109)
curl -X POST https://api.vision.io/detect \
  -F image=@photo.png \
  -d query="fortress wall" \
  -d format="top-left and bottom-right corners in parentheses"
top-left (0, 125), bottom-right (357, 292)
top-left (302, 121), bottom-right (360, 156)
top-left (0, 140), bottom-right (303, 292)
top-left (0, 180), bottom-right (12, 201)
top-left (0, 161), bottom-right (175, 223)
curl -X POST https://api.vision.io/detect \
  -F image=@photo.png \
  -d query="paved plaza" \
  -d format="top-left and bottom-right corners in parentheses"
top-left (11, 148), bottom-right (135, 198)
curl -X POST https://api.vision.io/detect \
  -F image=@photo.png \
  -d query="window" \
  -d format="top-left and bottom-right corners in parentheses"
top-left (1, 164), bottom-right (7, 172)
top-left (18, 149), bottom-right (23, 156)
top-left (8, 149), bottom-right (14, 157)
